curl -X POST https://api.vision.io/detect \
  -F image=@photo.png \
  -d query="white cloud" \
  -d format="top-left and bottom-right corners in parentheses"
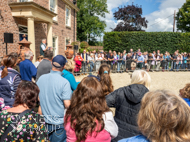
top-left (143, 0), bottom-right (186, 32)
top-left (103, 0), bottom-right (186, 32)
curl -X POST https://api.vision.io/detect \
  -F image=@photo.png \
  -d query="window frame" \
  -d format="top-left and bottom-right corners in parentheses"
top-left (65, 6), bottom-right (71, 27)
top-left (49, 0), bottom-right (58, 21)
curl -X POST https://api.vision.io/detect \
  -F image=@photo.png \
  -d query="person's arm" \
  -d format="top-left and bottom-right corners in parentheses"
top-left (13, 75), bottom-right (21, 93)
top-left (62, 81), bottom-right (72, 108)
top-left (103, 111), bottom-right (118, 139)
top-left (106, 89), bottom-right (119, 107)
top-left (41, 44), bottom-right (48, 51)
top-left (67, 74), bottom-right (80, 91)
top-left (30, 64), bottom-right (37, 78)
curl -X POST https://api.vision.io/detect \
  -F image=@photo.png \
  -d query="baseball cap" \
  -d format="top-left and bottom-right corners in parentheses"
top-left (52, 55), bottom-right (67, 68)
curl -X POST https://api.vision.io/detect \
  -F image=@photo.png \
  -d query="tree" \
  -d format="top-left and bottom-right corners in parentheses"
top-left (77, 0), bottom-right (109, 44)
top-left (176, 0), bottom-right (190, 32)
top-left (113, 3), bottom-right (148, 31)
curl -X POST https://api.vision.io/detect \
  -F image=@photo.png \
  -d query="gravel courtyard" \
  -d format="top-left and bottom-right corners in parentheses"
top-left (76, 72), bottom-right (190, 94)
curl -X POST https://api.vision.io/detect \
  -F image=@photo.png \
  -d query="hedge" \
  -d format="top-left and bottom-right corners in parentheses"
top-left (103, 32), bottom-right (190, 53)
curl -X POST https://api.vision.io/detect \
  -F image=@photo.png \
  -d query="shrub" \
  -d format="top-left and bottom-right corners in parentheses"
top-left (103, 32), bottom-right (190, 53)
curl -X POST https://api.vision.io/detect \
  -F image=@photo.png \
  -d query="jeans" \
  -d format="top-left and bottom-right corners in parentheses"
top-left (46, 123), bottom-right (66, 142)
top-left (117, 62), bottom-right (122, 71)
top-left (183, 63), bottom-right (187, 69)
top-left (173, 62), bottom-right (177, 70)
top-left (82, 62), bottom-right (88, 73)
top-left (89, 61), bottom-right (94, 72)
top-left (177, 64), bottom-right (181, 71)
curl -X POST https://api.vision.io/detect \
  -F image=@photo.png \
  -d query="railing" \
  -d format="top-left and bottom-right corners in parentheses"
top-left (74, 59), bottom-right (190, 75)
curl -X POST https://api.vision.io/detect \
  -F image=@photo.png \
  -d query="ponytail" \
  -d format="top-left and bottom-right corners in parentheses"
top-left (1, 54), bottom-right (17, 79)
top-left (98, 64), bottom-right (114, 96)
top-left (1, 66), bottom-right (8, 79)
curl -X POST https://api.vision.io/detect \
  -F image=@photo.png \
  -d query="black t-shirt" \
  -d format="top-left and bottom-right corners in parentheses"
top-left (108, 54), bottom-right (114, 59)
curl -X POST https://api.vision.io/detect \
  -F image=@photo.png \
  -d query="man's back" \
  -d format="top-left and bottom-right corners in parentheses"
top-left (37, 70), bottom-right (72, 125)
top-left (36, 59), bottom-right (52, 81)
top-left (19, 59), bottom-right (37, 81)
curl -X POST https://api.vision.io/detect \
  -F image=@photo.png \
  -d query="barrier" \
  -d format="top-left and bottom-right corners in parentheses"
top-left (74, 59), bottom-right (190, 75)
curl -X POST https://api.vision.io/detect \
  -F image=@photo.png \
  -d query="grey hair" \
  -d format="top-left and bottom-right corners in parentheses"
top-left (42, 39), bottom-right (46, 42)
top-left (25, 50), bottom-right (33, 59)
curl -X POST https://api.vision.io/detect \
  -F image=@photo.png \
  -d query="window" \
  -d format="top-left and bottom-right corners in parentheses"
top-left (18, 25), bottom-right (28, 41)
top-left (50, 0), bottom-right (57, 21)
top-left (53, 37), bottom-right (58, 56)
top-left (50, 0), bottom-right (55, 12)
top-left (66, 7), bottom-right (71, 27)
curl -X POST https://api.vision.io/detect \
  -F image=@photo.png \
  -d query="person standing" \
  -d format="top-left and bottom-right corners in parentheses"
top-left (81, 50), bottom-right (89, 74)
top-left (0, 54), bottom-right (21, 111)
top-left (137, 52), bottom-right (144, 69)
top-left (19, 50), bottom-right (37, 81)
top-left (37, 55), bottom-right (72, 142)
top-left (40, 39), bottom-right (49, 56)
top-left (36, 50), bottom-right (53, 81)
top-left (34, 55), bottom-right (44, 68)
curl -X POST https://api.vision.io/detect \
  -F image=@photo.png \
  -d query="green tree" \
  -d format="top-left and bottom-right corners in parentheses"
top-left (77, 0), bottom-right (109, 43)
top-left (176, 0), bottom-right (190, 32)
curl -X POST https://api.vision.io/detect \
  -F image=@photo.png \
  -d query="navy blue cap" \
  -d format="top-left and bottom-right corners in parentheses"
top-left (52, 55), bottom-right (67, 68)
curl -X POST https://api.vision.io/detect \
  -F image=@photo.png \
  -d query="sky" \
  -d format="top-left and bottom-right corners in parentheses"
top-left (101, 0), bottom-right (186, 33)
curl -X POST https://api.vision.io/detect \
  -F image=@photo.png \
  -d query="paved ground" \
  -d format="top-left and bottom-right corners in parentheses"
top-left (76, 72), bottom-right (190, 95)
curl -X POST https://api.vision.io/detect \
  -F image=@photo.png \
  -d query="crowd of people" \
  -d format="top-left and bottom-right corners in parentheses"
top-left (0, 48), bottom-right (190, 142)
top-left (74, 49), bottom-right (190, 74)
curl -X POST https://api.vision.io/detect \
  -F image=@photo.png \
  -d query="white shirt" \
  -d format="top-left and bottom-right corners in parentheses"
top-left (96, 56), bottom-right (103, 61)
top-left (34, 61), bottom-right (40, 68)
top-left (103, 111), bottom-right (118, 139)
top-left (41, 43), bottom-right (46, 51)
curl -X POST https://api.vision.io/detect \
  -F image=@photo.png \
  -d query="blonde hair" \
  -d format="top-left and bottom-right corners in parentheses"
top-left (131, 70), bottom-right (151, 89)
top-left (65, 60), bottom-right (75, 72)
top-left (138, 90), bottom-right (190, 142)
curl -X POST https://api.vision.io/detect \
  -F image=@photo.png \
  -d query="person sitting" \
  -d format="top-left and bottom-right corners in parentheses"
top-left (106, 70), bottom-right (151, 142)
top-left (0, 54), bottom-right (21, 111)
top-left (180, 83), bottom-right (190, 106)
top-left (34, 55), bottom-right (44, 68)
top-left (0, 81), bottom-right (48, 141)
top-left (64, 77), bottom-right (118, 142)
top-left (19, 50), bottom-right (37, 81)
top-left (88, 64), bottom-right (114, 96)
top-left (119, 90), bottom-right (190, 142)
top-left (62, 60), bottom-right (80, 91)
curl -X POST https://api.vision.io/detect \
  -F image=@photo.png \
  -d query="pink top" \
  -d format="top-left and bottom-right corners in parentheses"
top-left (65, 121), bottom-right (111, 142)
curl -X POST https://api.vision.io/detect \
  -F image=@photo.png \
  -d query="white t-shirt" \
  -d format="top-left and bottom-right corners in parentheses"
top-left (96, 56), bottom-right (103, 61)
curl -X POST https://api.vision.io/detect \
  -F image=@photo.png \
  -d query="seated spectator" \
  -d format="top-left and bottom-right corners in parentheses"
top-left (19, 50), bottom-right (37, 81)
top-left (62, 60), bottom-right (80, 91)
top-left (65, 77), bottom-right (118, 142)
top-left (88, 64), bottom-right (114, 96)
top-left (36, 50), bottom-right (53, 81)
top-left (106, 70), bottom-right (151, 142)
top-left (74, 53), bottom-right (83, 75)
top-left (180, 83), bottom-right (190, 106)
top-left (34, 55), bottom-right (44, 68)
top-left (0, 81), bottom-right (48, 141)
top-left (119, 90), bottom-right (190, 142)
top-left (0, 54), bottom-right (21, 111)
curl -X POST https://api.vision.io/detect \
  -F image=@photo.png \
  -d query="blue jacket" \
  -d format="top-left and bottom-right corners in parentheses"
top-left (183, 98), bottom-right (190, 106)
top-left (119, 135), bottom-right (150, 142)
top-left (19, 59), bottom-right (37, 81)
top-left (0, 66), bottom-right (21, 110)
top-left (62, 70), bottom-right (79, 91)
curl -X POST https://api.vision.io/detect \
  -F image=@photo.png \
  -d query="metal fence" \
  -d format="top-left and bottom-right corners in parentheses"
top-left (74, 59), bottom-right (190, 75)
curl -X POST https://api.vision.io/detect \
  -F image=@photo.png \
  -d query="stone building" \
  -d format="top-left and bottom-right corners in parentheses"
top-left (0, 0), bottom-right (79, 61)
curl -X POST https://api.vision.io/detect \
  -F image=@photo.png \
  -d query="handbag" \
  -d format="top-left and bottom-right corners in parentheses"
top-left (0, 109), bottom-right (30, 141)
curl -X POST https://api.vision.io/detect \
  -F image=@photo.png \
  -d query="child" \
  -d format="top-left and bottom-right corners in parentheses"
top-left (65, 77), bottom-right (118, 142)
top-left (180, 83), bottom-right (190, 106)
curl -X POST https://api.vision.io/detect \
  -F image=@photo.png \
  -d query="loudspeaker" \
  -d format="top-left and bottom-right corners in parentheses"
top-left (74, 45), bottom-right (78, 50)
top-left (4, 33), bottom-right (13, 43)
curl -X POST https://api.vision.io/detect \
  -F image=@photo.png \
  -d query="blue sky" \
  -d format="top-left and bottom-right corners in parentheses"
top-left (101, 0), bottom-right (186, 33)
